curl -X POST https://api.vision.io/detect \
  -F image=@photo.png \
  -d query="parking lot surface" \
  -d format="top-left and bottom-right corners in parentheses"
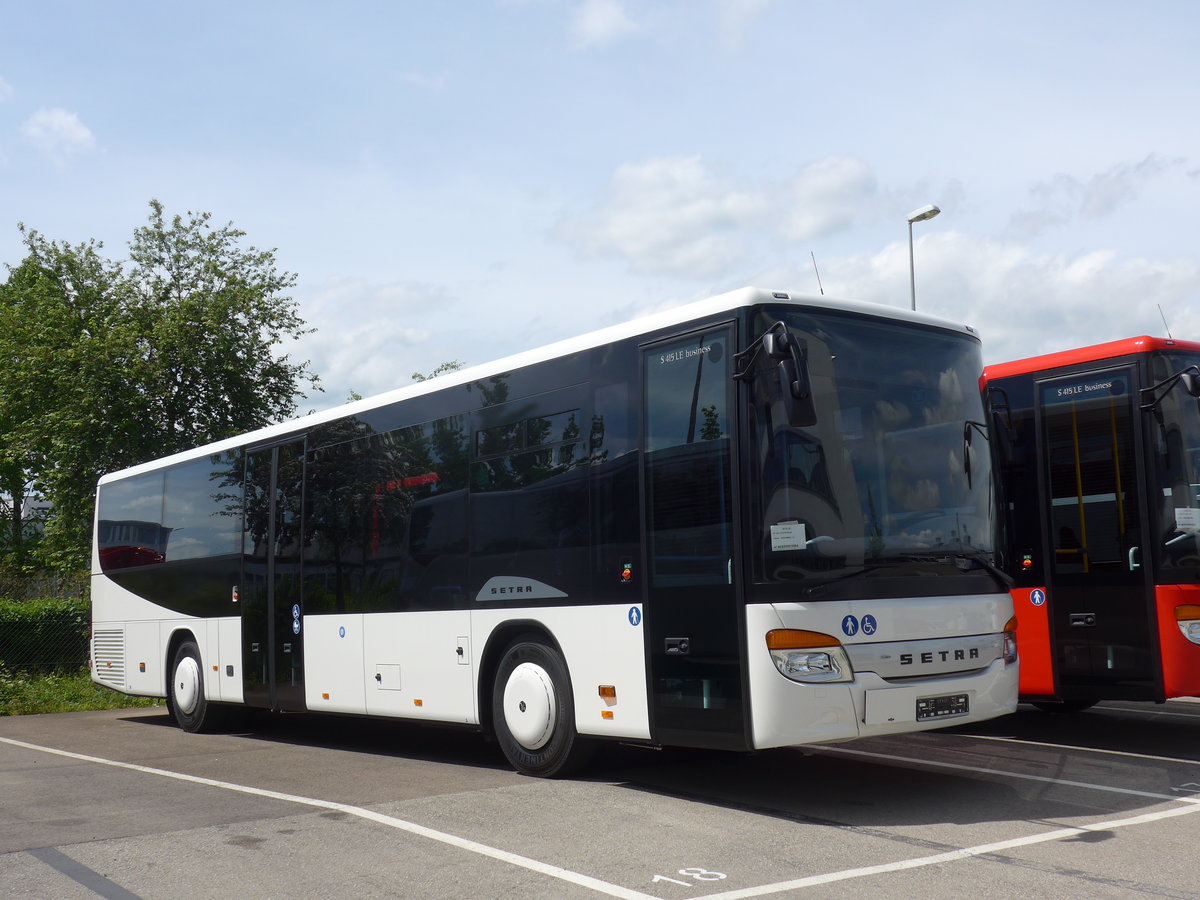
top-left (3, 701), bottom-right (1199, 898)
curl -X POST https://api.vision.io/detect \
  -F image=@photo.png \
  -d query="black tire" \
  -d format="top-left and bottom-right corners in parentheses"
top-left (491, 638), bottom-right (594, 778)
top-left (1031, 699), bottom-right (1098, 714)
top-left (168, 640), bottom-right (223, 733)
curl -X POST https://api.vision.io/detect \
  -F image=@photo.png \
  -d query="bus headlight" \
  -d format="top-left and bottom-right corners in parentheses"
top-left (766, 629), bottom-right (853, 684)
top-left (1176, 605), bottom-right (1200, 645)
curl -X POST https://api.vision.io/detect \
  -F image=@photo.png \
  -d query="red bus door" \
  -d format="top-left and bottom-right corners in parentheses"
top-left (1036, 366), bottom-right (1159, 700)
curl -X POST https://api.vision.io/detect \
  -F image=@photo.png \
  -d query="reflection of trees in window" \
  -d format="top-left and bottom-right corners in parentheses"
top-left (474, 410), bottom-right (588, 492)
top-left (304, 416), bottom-right (468, 613)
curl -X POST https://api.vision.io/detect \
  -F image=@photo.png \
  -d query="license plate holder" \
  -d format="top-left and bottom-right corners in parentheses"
top-left (916, 693), bottom-right (969, 722)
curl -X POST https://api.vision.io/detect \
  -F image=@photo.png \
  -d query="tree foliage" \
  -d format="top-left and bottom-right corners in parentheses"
top-left (0, 200), bottom-right (319, 571)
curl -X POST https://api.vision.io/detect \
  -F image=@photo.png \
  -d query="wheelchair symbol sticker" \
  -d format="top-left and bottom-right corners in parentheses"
top-left (862, 614), bottom-right (878, 635)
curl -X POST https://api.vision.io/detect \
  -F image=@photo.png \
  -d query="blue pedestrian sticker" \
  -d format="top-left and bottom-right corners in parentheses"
top-left (628, 607), bottom-right (642, 627)
top-left (292, 619), bottom-right (301, 635)
top-left (1030, 589), bottom-right (1046, 607)
top-left (861, 614), bottom-right (878, 636)
top-left (841, 615), bottom-right (859, 636)
top-left (338, 626), bottom-right (346, 638)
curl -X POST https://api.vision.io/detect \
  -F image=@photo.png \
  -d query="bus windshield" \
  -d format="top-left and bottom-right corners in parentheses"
top-left (748, 306), bottom-right (1000, 597)
top-left (1151, 350), bottom-right (1200, 579)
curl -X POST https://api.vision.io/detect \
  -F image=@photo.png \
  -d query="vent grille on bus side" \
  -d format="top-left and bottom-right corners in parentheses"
top-left (92, 629), bottom-right (126, 686)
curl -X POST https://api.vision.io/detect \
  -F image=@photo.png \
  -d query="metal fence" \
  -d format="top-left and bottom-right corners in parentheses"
top-left (0, 573), bottom-right (91, 673)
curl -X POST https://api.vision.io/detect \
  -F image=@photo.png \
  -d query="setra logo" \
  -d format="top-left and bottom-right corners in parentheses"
top-left (900, 647), bottom-right (981, 666)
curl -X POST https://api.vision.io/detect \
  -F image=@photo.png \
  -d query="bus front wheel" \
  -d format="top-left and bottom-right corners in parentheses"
top-left (169, 640), bottom-right (222, 733)
top-left (491, 638), bottom-right (593, 778)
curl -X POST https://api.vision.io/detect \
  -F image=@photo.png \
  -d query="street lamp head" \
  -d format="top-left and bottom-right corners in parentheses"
top-left (907, 204), bottom-right (941, 224)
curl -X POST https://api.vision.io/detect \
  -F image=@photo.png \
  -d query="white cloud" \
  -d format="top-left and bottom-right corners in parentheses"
top-left (775, 232), bottom-right (1200, 366)
top-left (560, 154), bottom-right (878, 278)
top-left (295, 277), bottom-right (453, 404)
top-left (780, 157), bottom-right (877, 241)
top-left (570, 0), bottom-right (638, 47)
top-left (560, 154), bottom-right (769, 276)
top-left (1009, 155), bottom-right (1186, 238)
top-left (21, 108), bottom-right (96, 158)
top-left (715, 0), bottom-right (773, 48)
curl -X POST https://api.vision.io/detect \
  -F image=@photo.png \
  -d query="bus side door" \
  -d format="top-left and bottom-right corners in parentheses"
top-left (242, 439), bottom-right (307, 711)
top-left (1037, 367), bottom-right (1158, 698)
top-left (641, 323), bottom-right (747, 750)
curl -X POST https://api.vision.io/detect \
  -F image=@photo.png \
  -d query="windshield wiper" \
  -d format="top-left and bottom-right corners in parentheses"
top-left (802, 564), bottom-right (891, 597)
top-left (802, 552), bottom-right (1012, 597)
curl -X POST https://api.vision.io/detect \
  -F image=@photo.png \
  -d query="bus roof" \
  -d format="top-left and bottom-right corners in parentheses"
top-left (983, 335), bottom-right (1200, 383)
top-left (100, 286), bottom-right (981, 484)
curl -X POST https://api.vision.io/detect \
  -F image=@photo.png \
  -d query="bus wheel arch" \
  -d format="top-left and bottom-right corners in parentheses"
top-left (487, 630), bottom-right (593, 777)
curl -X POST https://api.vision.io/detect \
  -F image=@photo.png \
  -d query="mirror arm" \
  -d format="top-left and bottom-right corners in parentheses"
top-left (1140, 365), bottom-right (1200, 410)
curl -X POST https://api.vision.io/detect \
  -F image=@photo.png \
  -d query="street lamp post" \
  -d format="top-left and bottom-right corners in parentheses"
top-left (907, 204), bottom-right (941, 311)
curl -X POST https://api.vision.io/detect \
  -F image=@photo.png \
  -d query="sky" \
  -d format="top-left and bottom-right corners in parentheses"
top-left (2, 0), bottom-right (1199, 413)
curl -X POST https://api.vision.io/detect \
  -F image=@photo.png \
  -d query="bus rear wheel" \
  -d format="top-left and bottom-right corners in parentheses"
top-left (169, 640), bottom-right (223, 733)
top-left (491, 638), bottom-right (593, 778)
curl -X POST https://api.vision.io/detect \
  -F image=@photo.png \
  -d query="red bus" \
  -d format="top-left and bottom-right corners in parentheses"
top-left (983, 336), bottom-right (1200, 710)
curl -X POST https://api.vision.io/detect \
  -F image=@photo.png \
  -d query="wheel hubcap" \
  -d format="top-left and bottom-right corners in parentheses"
top-left (174, 656), bottom-right (200, 716)
top-left (503, 662), bottom-right (555, 750)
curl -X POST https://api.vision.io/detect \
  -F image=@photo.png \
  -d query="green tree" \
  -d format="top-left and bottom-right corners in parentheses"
top-left (0, 231), bottom-right (134, 570)
top-left (0, 201), bottom-right (319, 571)
top-left (412, 360), bottom-right (464, 382)
top-left (127, 200), bottom-right (317, 449)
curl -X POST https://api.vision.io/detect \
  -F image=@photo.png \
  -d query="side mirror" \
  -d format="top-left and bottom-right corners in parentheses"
top-left (763, 331), bottom-right (817, 427)
top-left (1181, 372), bottom-right (1200, 398)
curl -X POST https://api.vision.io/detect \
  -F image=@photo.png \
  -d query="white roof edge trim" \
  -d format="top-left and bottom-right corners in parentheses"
top-left (99, 287), bottom-right (978, 483)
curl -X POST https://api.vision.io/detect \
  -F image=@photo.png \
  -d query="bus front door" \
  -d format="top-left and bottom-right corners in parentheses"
top-left (242, 440), bottom-right (307, 711)
top-left (641, 324), bottom-right (747, 750)
top-left (1038, 367), bottom-right (1158, 700)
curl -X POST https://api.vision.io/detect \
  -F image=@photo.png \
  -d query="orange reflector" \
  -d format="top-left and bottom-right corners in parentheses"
top-left (765, 629), bottom-right (840, 650)
top-left (598, 685), bottom-right (616, 699)
top-left (1176, 605), bottom-right (1200, 621)
top-left (414, 699), bottom-right (423, 707)
top-left (321, 692), bottom-right (330, 700)
top-left (212, 665), bottom-right (218, 671)
top-left (601, 710), bottom-right (614, 720)
top-left (1004, 615), bottom-right (1018, 632)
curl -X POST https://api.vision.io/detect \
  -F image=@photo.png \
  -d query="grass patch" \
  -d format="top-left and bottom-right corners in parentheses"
top-left (0, 667), bottom-right (161, 716)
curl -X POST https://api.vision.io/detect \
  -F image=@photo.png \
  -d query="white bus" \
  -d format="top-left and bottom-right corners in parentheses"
top-left (91, 287), bottom-right (1018, 776)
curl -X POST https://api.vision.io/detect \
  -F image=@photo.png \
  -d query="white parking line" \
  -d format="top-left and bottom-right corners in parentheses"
top-left (808, 744), bottom-right (1200, 802)
top-left (962, 732), bottom-right (1200, 766)
top-left (698, 803), bottom-right (1200, 899)
top-left (0, 736), bottom-right (658, 900)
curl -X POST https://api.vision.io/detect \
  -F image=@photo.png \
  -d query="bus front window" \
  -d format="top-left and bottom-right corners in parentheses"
top-left (748, 307), bottom-right (1001, 597)
top-left (1152, 352), bottom-right (1200, 578)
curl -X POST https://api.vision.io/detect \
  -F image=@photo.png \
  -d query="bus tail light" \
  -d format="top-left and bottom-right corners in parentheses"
top-left (1003, 616), bottom-right (1018, 664)
top-left (1175, 605), bottom-right (1200, 645)
top-left (766, 629), bottom-right (853, 684)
